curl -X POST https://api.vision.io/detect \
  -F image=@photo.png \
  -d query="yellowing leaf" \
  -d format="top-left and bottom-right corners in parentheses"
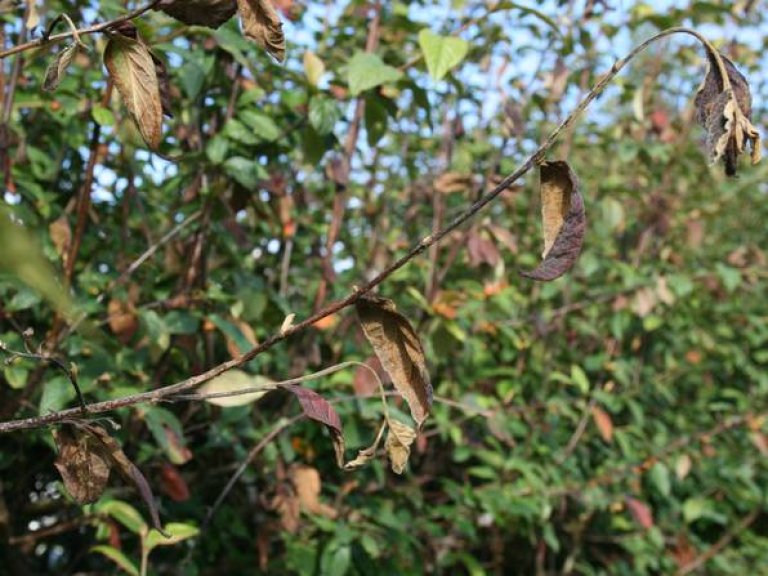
top-left (104, 34), bottom-right (163, 149)
top-left (198, 370), bottom-right (274, 407)
top-left (145, 522), bottom-right (199, 551)
top-left (521, 161), bottom-right (586, 281)
top-left (355, 295), bottom-right (432, 428)
top-left (385, 420), bottom-right (416, 475)
top-left (303, 50), bottom-right (325, 86)
top-left (418, 29), bottom-right (469, 81)
top-left (237, 0), bottom-right (286, 62)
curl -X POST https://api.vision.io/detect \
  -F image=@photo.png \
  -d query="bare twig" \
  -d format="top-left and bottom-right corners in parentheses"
top-left (0, 27), bottom-right (732, 434)
top-left (0, 0), bottom-right (164, 60)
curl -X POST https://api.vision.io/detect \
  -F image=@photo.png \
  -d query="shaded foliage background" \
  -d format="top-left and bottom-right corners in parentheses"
top-left (1, 0), bottom-right (768, 574)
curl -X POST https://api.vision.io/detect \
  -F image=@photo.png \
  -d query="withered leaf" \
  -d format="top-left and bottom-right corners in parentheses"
top-left (237, 0), bottom-right (286, 62)
top-left (79, 423), bottom-right (167, 535)
top-left (694, 52), bottom-right (761, 176)
top-left (104, 33), bottom-right (163, 149)
top-left (290, 465), bottom-right (337, 518)
top-left (521, 161), bottom-right (586, 281)
top-left (151, 52), bottom-right (174, 118)
top-left (355, 295), bottom-right (432, 428)
top-left (385, 420), bottom-right (416, 475)
top-left (43, 44), bottom-right (80, 92)
top-left (158, 0), bottom-right (238, 28)
top-left (282, 384), bottom-right (345, 468)
top-left (53, 425), bottom-right (111, 504)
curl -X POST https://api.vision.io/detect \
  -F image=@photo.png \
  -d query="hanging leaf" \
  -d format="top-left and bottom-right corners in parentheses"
top-left (418, 29), bottom-right (469, 82)
top-left (76, 423), bottom-right (167, 535)
top-left (282, 384), bottom-right (345, 467)
top-left (103, 33), bottom-right (163, 149)
top-left (53, 425), bottom-right (111, 504)
top-left (198, 370), bottom-right (275, 407)
top-left (520, 160), bottom-right (586, 281)
top-left (151, 51), bottom-right (174, 118)
top-left (694, 51), bottom-right (761, 176)
top-left (157, 0), bottom-right (237, 28)
top-left (355, 295), bottom-right (432, 428)
top-left (385, 420), bottom-right (416, 475)
top-left (237, 0), bottom-right (286, 62)
top-left (42, 44), bottom-right (80, 92)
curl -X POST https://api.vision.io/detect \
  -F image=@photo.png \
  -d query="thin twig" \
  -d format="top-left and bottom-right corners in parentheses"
top-left (0, 0), bottom-right (164, 60)
top-left (0, 27), bottom-right (728, 434)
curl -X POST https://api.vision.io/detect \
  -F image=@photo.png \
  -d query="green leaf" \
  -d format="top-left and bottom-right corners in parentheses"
top-left (92, 105), bottom-right (116, 127)
top-left (239, 110), bottom-right (281, 141)
top-left (91, 545), bottom-right (139, 576)
top-left (223, 156), bottom-right (266, 189)
top-left (309, 96), bottom-right (341, 135)
top-left (39, 376), bottom-right (75, 414)
top-left (347, 52), bottom-right (402, 96)
top-left (96, 500), bottom-right (148, 534)
top-left (649, 462), bottom-right (671, 497)
top-left (570, 365), bottom-right (590, 395)
top-left (418, 29), bottom-right (469, 81)
top-left (145, 522), bottom-right (200, 552)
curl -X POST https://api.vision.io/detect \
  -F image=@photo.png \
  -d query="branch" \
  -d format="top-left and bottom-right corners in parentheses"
top-left (0, 27), bottom-right (729, 434)
top-left (0, 0), bottom-right (164, 60)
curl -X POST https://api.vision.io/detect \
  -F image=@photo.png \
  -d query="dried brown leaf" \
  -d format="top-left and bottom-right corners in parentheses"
top-left (237, 0), bottom-right (286, 62)
top-left (104, 34), bottom-right (163, 149)
top-left (49, 215), bottom-right (72, 264)
top-left (521, 161), bottom-right (586, 281)
top-left (385, 420), bottom-right (416, 475)
top-left (43, 44), bottom-right (79, 92)
top-left (53, 425), bottom-right (111, 504)
top-left (694, 52), bottom-right (761, 175)
top-left (151, 52), bottom-right (173, 118)
top-left (158, 0), bottom-right (237, 28)
top-left (290, 465), bottom-right (337, 518)
top-left (355, 295), bottom-right (432, 428)
top-left (591, 406), bottom-right (614, 443)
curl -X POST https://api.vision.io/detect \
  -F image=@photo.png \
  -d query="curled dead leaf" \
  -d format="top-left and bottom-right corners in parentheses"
top-left (694, 52), bottom-right (761, 175)
top-left (237, 0), bottom-right (286, 62)
top-left (355, 295), bottom-right (432, 428)
top-left (53, 425), bottom-right (111, 504)
top-left (290, 465), bottom-right (337, 518)
top-left (521, 161), bottom-right (586, 281)
top-left (385, 420), bottom-right (416, 475)
top-left (43, 44), bottom-right (80, 92)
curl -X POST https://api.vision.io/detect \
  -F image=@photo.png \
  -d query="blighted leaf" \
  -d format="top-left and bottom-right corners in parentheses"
top-left (53, 425), bottom-right (111, 504)
top-left (694, 52), bottom-right (761, 175)
top-left (237, 0), bottom-right (286, 62)
top-left (282, 384), bottom-right (345, 467)
top-left (355, 295), bottom-right (432, 428)
top-left (43, 44), bottom-right (79, 92)
top-left (385, 420), bottom-right (416, 475)
top-left (104, 34), bottom-right (163, 149)
top-left (151, 52), bottom-right (174, 118)
top-left (158, 0), bottom-right (237, 28)
top-left (79, 424), bottom-right (166, 535)
top-left (198, 370), bottom-right (274, 407)
top-left (343, 421), bottom-right (386, 471)
top-left (521, 161), bottom-right (586, 281)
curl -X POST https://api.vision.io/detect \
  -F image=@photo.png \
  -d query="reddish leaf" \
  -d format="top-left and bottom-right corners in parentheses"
top-left (591, 406), bottom-right (614, 443)
top-left (626, 497), bottom-right (654, 529)
top-left (282, 384), bottom-right (345, 467)
top-left (159, 463), bottom-right (190, 502)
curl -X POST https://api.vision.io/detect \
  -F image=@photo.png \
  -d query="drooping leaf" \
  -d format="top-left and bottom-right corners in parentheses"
top-left (151, 51), bottom-right (174, 118)
top-left (237, 0), bottom-right (286, 62)
top-left (0, 209), bottom-right (72, 315)
top-left (355, 295), bottom-right (432, 428)
top-left (694, 52), bottom-right (761, 175)
top-left (91, 545), bottom-right (139, 576)
top-left (521, 160), bottom-right (586, 281)
top-left (53, 425), bottom-right (111, 504)
top-left (197, 370), bottom-right (275, 407)
top-left (346, 52), bottom-right (403, 96)
top-left (385, 420), bottom-right (416, 475)
top-left (418, 29), bottom-right (469, 81)
top-left (282, 384), bottom-right (345, 467)
top-left (42, 44), bottom-right (80, 92)
top-left (145, 522), bottom-right (199, 551)
top-left (103, 33), bottom-right (163, 149)
top-left (78, 424), bottom-right (167, 535)
top-left (158, 0), bottom-right (237, 28)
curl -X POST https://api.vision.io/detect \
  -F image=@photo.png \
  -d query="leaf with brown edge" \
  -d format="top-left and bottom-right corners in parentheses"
top-left (157, 0), bottom-right (238, 28)
top-left (694, 52), bottom-right (761, 176)
top-left (237, 0), bottom-right (286, 62)
top-left (355, 295), bottom-right (432, 428)
top-left (104, 34), bottom-right (162, 149)
top-left (53, 425), bottom-right (111, 504)
top-left (521, 161), bottom-right (586, 281)
top-left (281, 384), bottom-right (345, 468)
top-left (385, 420), bottom-right (416, 475)
top-left (78, 423), bottom-right (167, 536)
top-left (42, 44), bottom-right (80, 92)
